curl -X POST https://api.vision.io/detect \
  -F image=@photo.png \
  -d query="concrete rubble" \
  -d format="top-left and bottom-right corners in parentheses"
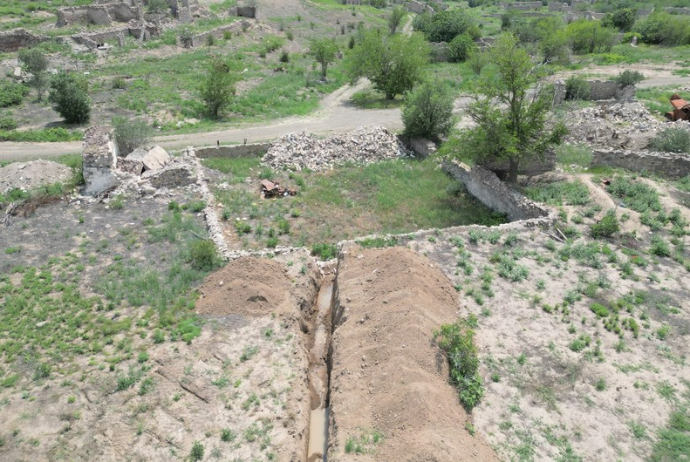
top-left (0, 160), bottom-right (73, 194)
top-left (262, 126), bottom-right (410, 171)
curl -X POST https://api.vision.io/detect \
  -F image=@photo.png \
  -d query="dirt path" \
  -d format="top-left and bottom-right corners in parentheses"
top-left (2, 62), bottom-right (687, 161)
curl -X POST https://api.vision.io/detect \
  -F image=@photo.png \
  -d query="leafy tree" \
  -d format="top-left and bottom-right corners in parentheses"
top-left (565, 75), bottom-right (590, 100)
top-left (614, 70), bottom-right (644, 88)
top-left (388, 6), bottom-right (406, 34)
top-left (18, 48), bottom-right (49, 101)
top-left (453, 34), bottom-right (566, 183)
top-left (199, 55), bottom-right (236, 118)
top-left (49, 71), bottom-right (90, 124)
top-left (402, 80), bottom-right (456, 141)
top-left (448, 33), bottom-right (476, 63)
top-left (602, 8), bottom-right (636, 32)
top-left (566, 20), bottom-right (617, 54)
top-left (634, 12), bottom-right (690, 45)
top-left (346, 29), bottom-right (429, 100)
top-left (413, 9), bottom-right (478, 43)
top-left (309, 38), bottom-right (338, 81)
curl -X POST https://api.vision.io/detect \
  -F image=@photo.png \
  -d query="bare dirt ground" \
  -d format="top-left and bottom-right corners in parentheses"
top-left (328, 245), bottom-right (499, 462)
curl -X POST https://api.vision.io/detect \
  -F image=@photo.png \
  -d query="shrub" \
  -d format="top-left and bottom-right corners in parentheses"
top-left (0, 116), bottom-right (17, 130)
top-left (112, 116), bottom-right (153, 156)
top-left (402, 80), bottom-right (455, 141)
top-left (615, 70), bottom-right (645, 88)
top-left (279, 49), bottom-right (290, 63)
top-left (566, 20), bottom-right (617, 54)
top-left (556, 143), bottom-right (593, 167)
top-left (591, 210), bottom-right (619, 238)
top-left (187, 239), bottom-right (220, 271)
top-left (190, 441), bottom-right (204, 462)
top-left (590, 303), bottom-right (610, 318)
top-left (0, 80), bottom-right (29, 108)
top-left (565, 75), bottom-right (590, 100)
top-left (414, 9), bottom-right (478, 43)
top-left (200, 55), bottom-right (236, 118)
top-left (49, 71), bottom-right (90, 124)
top-left (434, 316), bottom-right (484, 411)
top-left (634, 12), bottom-right (690, 46)
top-left (18, 48), bottom-right (49, 100)
top-left (147, 0), bottom-right (169, 14)
top-left (650, 236), bottom-right (671, 257)
top-left (311, 243), bottom-right (337, 260)
top-left (112, 76), bottom-right (127, 89)
top-left (448, 33), bottom-right (477, 63)
top-left (179, 28), bottom-right (194, 47)
top-left (648, 128), bottom-right (690, 154)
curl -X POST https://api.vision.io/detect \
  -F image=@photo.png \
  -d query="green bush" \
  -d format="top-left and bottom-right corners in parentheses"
top-left (448, 33), bottom-right (477, 63)
top-left (615, 70), bottom-right (645, 88)
top-left (566, 20), bottom-right (617, 54)
top-left (414, 9), bottom-right (478, 43)
top-left (634, 12), bottom-right (690, 46)
top-left (591, 210), bottom-right (620, 238)
top-left (648, 128), bottom-right (690, 154)
top-left (434, 315), bottom-right (484, 411)
top-left (112, 116), bottom-right (153, 156)
top-left (49, 71), bottom-right (90, 124)
top-left (311, 243), bottom-right (337, 261)
top-left (190, 441), bottom-right (204, 462)
top-left (0, 80), bottom-right (29, 108)
top-left (565, 75), bottom-right (590, 101)
top-left (590, 303), bottom-right (610, 318)
top-left (650, 236), bottom-right (671, 257)
top-left (607, 177), bottom-right (662, 213)
top-left (402, 80), bottom-right (455, 141)
top-left (187, 239), bottom-right (220, 271)
top-left (0, 116), bottom-right (17, 130)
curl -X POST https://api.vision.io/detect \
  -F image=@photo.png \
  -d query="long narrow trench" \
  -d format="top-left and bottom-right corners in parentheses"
top-left (306, 280), bottom-right (335, 462)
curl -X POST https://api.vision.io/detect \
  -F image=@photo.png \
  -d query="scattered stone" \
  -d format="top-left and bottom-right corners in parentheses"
top-left (262, 126), bottom-right (410, 171)
top-left (142, 146), bottom-right (172, 172)
top-left (144, 163), bottom-right (196, 189)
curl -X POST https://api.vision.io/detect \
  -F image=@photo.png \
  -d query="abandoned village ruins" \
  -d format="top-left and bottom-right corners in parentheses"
top-left (2, 0), bottom-right (690, 461)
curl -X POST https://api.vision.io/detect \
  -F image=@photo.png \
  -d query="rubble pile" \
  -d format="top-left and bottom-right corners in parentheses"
top-left (565, 102), bottom-right (664, 150)
top-left (0, 160), bottom-right (73, 194)
top-left (262, 126), bottom-right (409, 171)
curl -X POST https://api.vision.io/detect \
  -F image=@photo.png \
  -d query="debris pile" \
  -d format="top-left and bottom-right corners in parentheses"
top-left (262, 126), bottom-right (409, 171)
top-left (260, 179), bottom-right (296, 198)
top-left (0, 160), bottom-right (73, 194)
top-left (565, 102), bottom-right (665, 150)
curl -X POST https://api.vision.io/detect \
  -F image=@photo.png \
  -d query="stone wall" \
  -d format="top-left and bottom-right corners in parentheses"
top-left (82, 126), bottom-right (120, 196)
top-left (505, 1), bottom-right (543, 10)
top-left (665, 7), bottom-right (690, 15)
top-left (189, 20), bottom-right (246, 47)
top-left (0, 29), bottom-right (47, 52)
top-left (553, 79), bottom-right (636, 104)
top-left (442, 160), bottom-right (556, 224)
top-left (195, 143), bottom-right (271, 158)
top-left (235, 6), bottom-right (256, 18)
top-left (592, 149), bottom-right (690, 179)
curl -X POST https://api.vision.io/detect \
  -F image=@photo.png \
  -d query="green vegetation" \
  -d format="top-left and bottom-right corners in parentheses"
top-left (402, 80), bottom-right (455, 141)
top-left (524, 181), bottom-right (590, 206)
top-left (200, 55), bottom-right (237, 118)
top-left (435, 315), bottom-right (483, 411)
top-left (112, 116), bottom-right (153, 156)
top-left (555, 143), bottom-right (593, 167)
top-left (344, 429), bottom-right (383, 455)
top-left (0, 128), bottom-right (82, 142)
top-left (591, 210), bottom-right (620, 238)
top-left (49, 71), bottom-right (90, 124)
top-left (649, 128), bottom-right (690, 154)
top-left (346, 30), bottom-right (429, 100)
top-left (607, 176), bottom-right (661, 213)
top-left (0, 80), bottom-right (29, 108)
top-left (309, 38), bottom-right (339, 80)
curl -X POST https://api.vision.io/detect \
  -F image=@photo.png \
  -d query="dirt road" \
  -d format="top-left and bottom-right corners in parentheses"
top-left (2, 63), bottom-right (688, 162)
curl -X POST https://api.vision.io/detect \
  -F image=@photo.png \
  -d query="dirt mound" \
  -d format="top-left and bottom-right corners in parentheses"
top-left (0, 160), bottom-right (72, 193)
top-left (327, 246), bottom-right (498, 462)
top-left (262, 126), bottom-right (408, 171)
top-left (196, 256), bottom-right (293, 316)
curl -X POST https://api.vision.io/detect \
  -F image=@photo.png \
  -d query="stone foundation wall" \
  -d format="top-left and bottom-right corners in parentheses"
top-left (442, 160), bottom-right (556, 224)
top-left (0, 29), bottom-right (47, 52)
top-left (592, 149), bottom-right (690, 179)
top-left (189, 20), bottom-right (245, 47)
top-left (553, 79), bottom-right (636, 104)
top-left (505, 2), bottom-right (543, 10)
top-left (82, 126), bottom-right (120, 196)
top-left (195, 143), bottom-right (271, 158)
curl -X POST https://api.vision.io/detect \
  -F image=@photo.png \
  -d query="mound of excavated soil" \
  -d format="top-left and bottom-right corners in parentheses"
top-left (196, 257), bottom-right (293, 316)
top-left (327, 246), bottom-right (498, 462)
top-left (0, 160), bottom-right (72, 193)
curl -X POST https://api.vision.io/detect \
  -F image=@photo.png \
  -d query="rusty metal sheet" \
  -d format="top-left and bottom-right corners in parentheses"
top-left (260, 179), bottom-right (277, 191)
top-left (671, 98), bottom-right (689, 110)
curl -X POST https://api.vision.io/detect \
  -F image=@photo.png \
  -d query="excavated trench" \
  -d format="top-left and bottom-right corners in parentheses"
top-left (305, 278), bottom-right (335, 462)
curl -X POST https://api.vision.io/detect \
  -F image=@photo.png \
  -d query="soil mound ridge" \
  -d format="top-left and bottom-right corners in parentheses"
top-left (327, 246), bottom-right (498, 462)
top-left (196, 256), bottom-right (292, 316)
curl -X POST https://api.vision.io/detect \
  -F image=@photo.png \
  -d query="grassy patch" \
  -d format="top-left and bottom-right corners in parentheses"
top-left (0, 128), bottom-right (83, 142)
top-left (523, 180), bottom-right (590, 206)
top-left (607, 176), bottom-right (661, 213)
top-left (350, 88), bottom-right (405, 109)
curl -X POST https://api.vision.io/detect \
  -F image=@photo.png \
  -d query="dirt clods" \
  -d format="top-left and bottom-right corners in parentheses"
top-left (327, 246), bottom-right (499, 462)
top-left (196, 256), bottom-right (293, 316)
top-left (0, 160), bottom-right (72, 193)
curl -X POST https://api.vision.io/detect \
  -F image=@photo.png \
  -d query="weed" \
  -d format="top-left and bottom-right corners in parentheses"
top-left (595, 378), bottom-right (607, 391)
top-left (591, 210), bottom-right (619, 238)
top-left (524, 180), bottom-right (590, 206)
top-left (311, 243), bottom-right (337, 260)
top-left (240, 346), bottom-right (258, 362)
top-left (629, 421), bottom-right (647, 439)
top-left (650, 236), bottom-right (671, 257)
top-left (569, 335), bottom-right (591, 353)
top-left (187, 239), bottom-right (221, 271)
top-left (607, 176), bottom-right (661, 213)
top-left (190, 441), bottom-right (204, 462)
top-left (434, 315), bottom-right (483, 411)
top-left (220, 428), bottom-right (236, 442)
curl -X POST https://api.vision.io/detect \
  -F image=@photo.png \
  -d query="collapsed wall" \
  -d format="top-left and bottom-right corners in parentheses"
top-left (0, 28), bottom-right (47, 53)
top-left (327, 246), bottom-right (499, 461)
top-left (592, 148), bottom-right (690, 179)
top-left (443, 159), bottom-right (556, 224)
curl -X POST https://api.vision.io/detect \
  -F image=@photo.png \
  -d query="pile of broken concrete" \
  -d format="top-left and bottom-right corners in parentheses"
top-left (262, 126), bottom-right (409, 171)
top-left (82, 126), bottom-right (197, 198)
top-left (564, 101), bottom-right (687, 150)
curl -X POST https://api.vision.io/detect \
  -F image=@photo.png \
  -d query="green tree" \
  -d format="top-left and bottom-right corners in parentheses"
top-left (346, 29), bottom-right (429, 100)
top-left (448, 33), bottom-right (476, 63)
top-left (309, 38), bottom-right (338, 80)
top-left (199, 55), bottom-right (236, 118)
top-left (414, 9), bottom-right (478, 43)
top-left (49, 71), bottom-right (90, 124)
top-left (566, 20), bottom-right (617, 54)
top-left (602, 8), bottom-right (636, 32)
top-left (388, 6), bottom-right (406, 34)
top-left (112, 116), bottom-right (153, 156)
top-left (454, 34), bottom-right (566, 183)
top-left (18, 48), bottom-right (48, 101)
top-left (402, 80), bottom-right (456, 141)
